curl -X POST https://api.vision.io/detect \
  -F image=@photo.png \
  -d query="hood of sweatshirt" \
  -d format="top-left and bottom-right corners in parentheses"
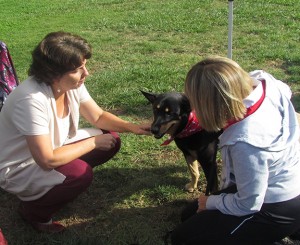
top-left (219, 70), bottom-right (299, 151)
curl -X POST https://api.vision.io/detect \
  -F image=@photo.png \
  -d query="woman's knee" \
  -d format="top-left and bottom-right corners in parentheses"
top-left (98, 131), bottom-right (121, 162)
top-left (57, 159), bottom-right (93, 189)
top-left (170, 228), bottom-right (185, 245)
top-left (181, 200), bottom-right (198, 222)
top-left (77, 131), bottom-right (121, 168)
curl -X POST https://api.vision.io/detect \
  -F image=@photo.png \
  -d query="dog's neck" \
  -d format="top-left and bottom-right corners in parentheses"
top-left (161, 111), bottom-right (202, 146)
top-left (175, 111), bottom-right (202, 138)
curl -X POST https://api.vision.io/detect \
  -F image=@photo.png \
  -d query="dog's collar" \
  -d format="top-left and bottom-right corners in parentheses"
top-left (161, 111), bottom-right (202, 146)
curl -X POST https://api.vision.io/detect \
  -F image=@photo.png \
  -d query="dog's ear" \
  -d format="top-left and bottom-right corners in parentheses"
top-left (140, 90), bottom-right (157, 103)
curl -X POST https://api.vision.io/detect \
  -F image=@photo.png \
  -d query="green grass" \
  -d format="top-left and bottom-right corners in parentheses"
top-left (1, 0), bottom-right (300, 244)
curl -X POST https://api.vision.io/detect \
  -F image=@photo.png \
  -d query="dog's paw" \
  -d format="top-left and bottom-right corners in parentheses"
top-left (184, 182), bottom-right (197, 193)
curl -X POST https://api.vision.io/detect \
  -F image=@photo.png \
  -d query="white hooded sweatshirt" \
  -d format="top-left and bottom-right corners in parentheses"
top-left (206, 70), bottom-right (300, 216)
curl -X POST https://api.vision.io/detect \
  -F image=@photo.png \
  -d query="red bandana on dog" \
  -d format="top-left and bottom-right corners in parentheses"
top-left (161, 80), bottom-right (266, 146)
top-left (161, 111), bottom-right (202, 146)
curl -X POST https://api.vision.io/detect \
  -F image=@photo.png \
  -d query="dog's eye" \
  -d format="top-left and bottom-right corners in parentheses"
top-left (166, 110), bottom-right (174, 116)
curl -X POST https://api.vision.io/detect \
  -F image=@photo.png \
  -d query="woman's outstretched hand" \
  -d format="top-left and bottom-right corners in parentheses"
top-left (130, 123), bottom-right (152, 135)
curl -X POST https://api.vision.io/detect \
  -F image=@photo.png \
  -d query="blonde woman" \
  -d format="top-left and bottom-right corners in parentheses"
top-left (171, 56), bottom-right (300, 244)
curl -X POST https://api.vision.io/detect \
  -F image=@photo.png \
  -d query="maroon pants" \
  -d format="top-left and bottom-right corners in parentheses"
top-left (19, 131), bottom-right (121, 223)
top-left (0, 228), bottom-right (8, 245)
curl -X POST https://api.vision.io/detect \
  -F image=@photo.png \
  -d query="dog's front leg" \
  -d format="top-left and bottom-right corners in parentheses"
top-left (184, 155), bottom-right (200, 193)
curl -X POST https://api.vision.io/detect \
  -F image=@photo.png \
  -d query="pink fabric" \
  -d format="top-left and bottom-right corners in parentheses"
top-left (19, 131), bottom-right (121, 223)
top-left (0, 229), bottom-right (8, 245)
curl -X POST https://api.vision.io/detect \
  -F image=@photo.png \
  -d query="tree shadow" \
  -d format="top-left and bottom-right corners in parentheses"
top-left (291, 92), bottom-right (300, 112)
top-left (281, 58), bottom-right (300, 84)
top-left (0, 165), bottom-right (198, 245)
top-left (281, 58), bottom-right (300, 111)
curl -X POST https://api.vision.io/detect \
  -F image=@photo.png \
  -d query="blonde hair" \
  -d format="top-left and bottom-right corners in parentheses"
top-left (184, 56), bottom-right (253, 132)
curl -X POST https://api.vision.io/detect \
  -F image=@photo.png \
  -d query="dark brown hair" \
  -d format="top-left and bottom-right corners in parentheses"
top-left (28, 31), bottom-right (92, 85)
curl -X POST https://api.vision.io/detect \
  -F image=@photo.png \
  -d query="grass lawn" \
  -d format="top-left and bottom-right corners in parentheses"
top-left (0, 0), bottom-right (300, 244)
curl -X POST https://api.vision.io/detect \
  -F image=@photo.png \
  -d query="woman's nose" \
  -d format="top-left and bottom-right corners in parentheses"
top-left (83, 66), bottom-right (89, 76)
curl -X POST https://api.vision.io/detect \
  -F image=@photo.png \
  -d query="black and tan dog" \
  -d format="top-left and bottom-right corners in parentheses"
top-left (141, 91), bottom-right (221, 195)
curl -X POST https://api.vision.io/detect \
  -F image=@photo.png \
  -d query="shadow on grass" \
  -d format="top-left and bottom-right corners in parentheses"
top-left (281, 57), bottom-right (300, 111)
top-left (281, 58), bottom-right (300, 85)
top-left (291, 92), bottom-right (300, 112)
top-left (0, 165), bottom-right (197, 245)
top-left (279, 57), bottom-right (300, 112)
top-left (109, 103), bottom-right (153, 122)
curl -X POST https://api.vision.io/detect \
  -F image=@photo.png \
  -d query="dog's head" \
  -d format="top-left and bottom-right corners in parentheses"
top-left (141, 90), bottom-right (191, 138)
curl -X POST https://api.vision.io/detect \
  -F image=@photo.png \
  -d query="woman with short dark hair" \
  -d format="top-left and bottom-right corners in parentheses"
top-left (0, 31), bottom-right (150, 233)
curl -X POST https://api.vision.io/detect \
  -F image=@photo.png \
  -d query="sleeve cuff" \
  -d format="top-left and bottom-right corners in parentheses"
top-left (206, 195), bottom-right (219, 210)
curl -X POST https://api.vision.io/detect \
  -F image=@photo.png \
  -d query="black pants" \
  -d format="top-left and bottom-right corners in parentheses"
top-left (171, 185), bottom-right (300, 245)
